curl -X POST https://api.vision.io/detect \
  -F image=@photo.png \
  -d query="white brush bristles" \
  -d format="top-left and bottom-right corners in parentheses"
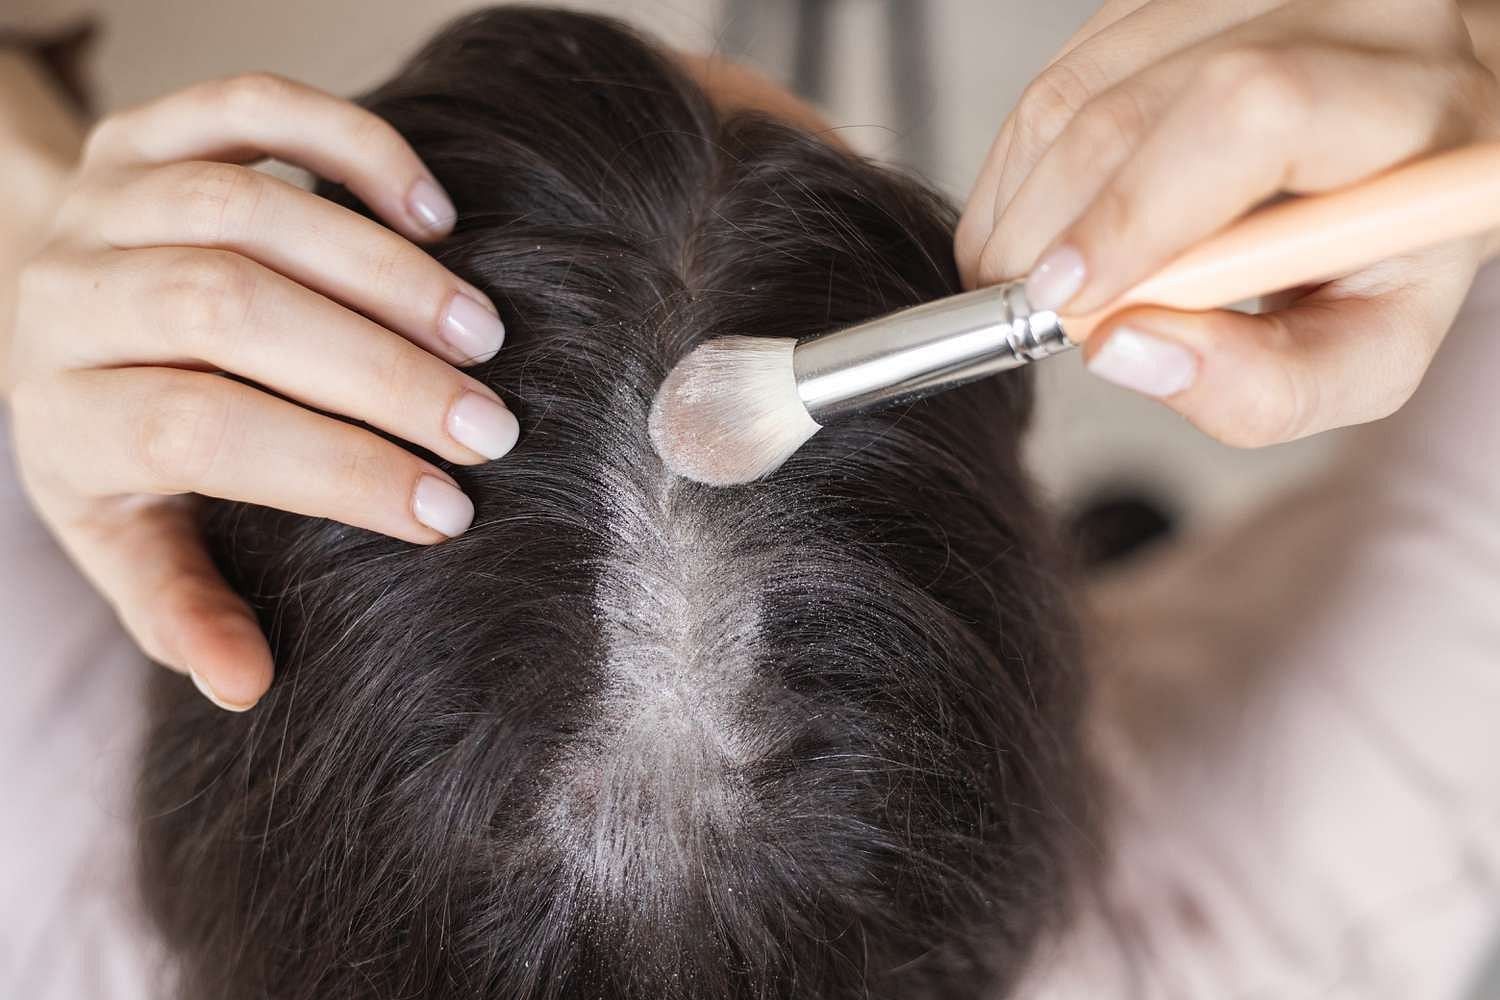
top-left (648, 336), bottom-right (821, 486)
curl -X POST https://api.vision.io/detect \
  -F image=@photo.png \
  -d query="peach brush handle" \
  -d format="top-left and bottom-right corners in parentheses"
top-left (1061, 140), bottom-right (1500, 342)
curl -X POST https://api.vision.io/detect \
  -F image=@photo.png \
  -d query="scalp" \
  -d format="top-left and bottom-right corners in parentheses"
top-left (547, 396), bottom-right (769, 904)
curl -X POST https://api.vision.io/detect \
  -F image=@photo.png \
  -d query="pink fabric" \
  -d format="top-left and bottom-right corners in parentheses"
top-left (0, 418), bottom-right (169, 994)
top-left (4, 265), bottom-right (1500, 998)
top-left (1016, 264), bottom-right (1500, 999)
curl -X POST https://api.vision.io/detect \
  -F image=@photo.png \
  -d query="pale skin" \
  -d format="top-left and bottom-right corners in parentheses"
top-left (2, 3), bottom-right (1499, 710)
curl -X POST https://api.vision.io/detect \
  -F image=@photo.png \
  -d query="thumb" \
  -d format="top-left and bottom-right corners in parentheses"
top-left (1078, 281), bottom-right (1457, 448)
top-left (59, 495), bottom-right (274, 711)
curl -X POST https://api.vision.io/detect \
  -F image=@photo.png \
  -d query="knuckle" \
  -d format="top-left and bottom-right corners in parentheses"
top-left (156, 250), bottom-right (259, 344)
top-left (1071, 90), bottom-right (1149, 157)
top-left (131, 378), bottom-right (233, 491)
top-left (167, 160), bottom-right (268, 246)
top-left (1012, 60), bottom-right (1096, 156)
top-left (1192, 317), bottom-right (1317, 448)
top-left (1202, 48), bottom-right (1310, 133)
top-left (217, 71), bottom-right (299, 120)
top-left (333, 437), bottom-right (402, 511)
top-left (343, 108), bottom-right (402, 158)
top-left (82, 114), bottom-right (125, 163)
top-left (368, 241), bottom-right (414, 291)
top-left (1232, 360), bottom-right (1317, 448)
top-left (366, 338), bottom-right (424, 411)
top-left (1261, 368), bottom-right (1316, 445)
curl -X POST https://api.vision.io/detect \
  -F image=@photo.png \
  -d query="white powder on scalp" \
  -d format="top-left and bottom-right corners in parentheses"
top-left (547, 453), bottom-right (765, 903)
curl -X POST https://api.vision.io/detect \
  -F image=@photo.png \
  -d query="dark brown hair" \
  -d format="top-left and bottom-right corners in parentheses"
top-left (136, 8), bottom-right (1087, 998)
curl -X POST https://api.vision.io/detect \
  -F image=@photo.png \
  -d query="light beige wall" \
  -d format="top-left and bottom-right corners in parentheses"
top-left (89, 0), bottom-right (731, 109)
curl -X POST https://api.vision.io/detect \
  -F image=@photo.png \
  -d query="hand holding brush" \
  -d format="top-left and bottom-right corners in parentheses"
top-left (654, 0), bottom-right (1500, 484)
top-left (958, 0), bottom-right (1500, 448)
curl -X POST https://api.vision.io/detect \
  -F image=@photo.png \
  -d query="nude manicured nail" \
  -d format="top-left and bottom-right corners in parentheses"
top-left (407, 176), bottom-right (457, 234)
top-left (190, 670), bottom-right (256, 713)
top-left (448, 392), bottom-right (519, 460)
top-left (1026, 245), bottom-right (1087, 312)
top-left (413, 475), bottom-right (474, 538)
top-left (457, 281), bottom-right (499, 315)
top-left (1087, 326), bottom-right (1198, 398)
top-left (441, 292), bottom-right (506, 364)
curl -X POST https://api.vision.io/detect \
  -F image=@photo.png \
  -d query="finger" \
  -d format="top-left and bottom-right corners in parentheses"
top-left (17, 367), bottom-right (478, 544)
top-left (983, 25), bottom-right (1350, 285)
top-left (979, 69), bottom-right (1174, 286)
top-left (958, 0), bottom-right (1277, 286)
top-left (991, 0), bottom-right (1276, 213)
top-left (1036, 47), bottom-right (1495, 314)
top-left (1053, 0), bottom-right (1157, 63)
top-left (1079, 248), bottom-right (1477, 446)
top-left (955, 117), bottom-right (1014, 287)
top-left (56, 494), bottom-right (274, 710)
top-left (46, 248), bottom-right (517, 466)
top-left (962, 0), bottom-right (1466, 287)
top-left (96, 162), bottom-right (505, 367)
top-left (85, 72), bottom-right (457, 243)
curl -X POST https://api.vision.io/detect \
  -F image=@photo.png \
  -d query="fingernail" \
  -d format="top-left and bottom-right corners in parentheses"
top-left (190, 670), bottom-right (256, 713)
top-left (1087, 326), bottom-right (1198, 398)
top-left (407, 176), bottom-right (457, 235)
top-left (448, 392), bottom-right (520, 460)
top-left (413, 475), bottom-right (475, 538)
top-left (441, 292), bottom-right (506, 365)
top-left (1026, 245), bottom-right (1087, 312)
top-left (457, 281), bottom-right (499, 315)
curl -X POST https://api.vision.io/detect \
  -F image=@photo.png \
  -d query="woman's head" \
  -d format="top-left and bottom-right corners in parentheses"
top-left (137, 8), bottom-right (1085, 998)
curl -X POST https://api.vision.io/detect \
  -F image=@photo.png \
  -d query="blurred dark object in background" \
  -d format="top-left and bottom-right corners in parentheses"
top-left (1066, 488), bottom-right (1178, 570)
top-left (0, 18), bottom-right (97, 113)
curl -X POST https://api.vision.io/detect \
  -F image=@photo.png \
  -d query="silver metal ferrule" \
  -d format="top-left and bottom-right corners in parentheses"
top-left (791, 279), bottom-right (1074, 424)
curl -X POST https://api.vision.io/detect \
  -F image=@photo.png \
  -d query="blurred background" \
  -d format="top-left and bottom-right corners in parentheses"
top-left (32, 0), bottom-right (1337, 529)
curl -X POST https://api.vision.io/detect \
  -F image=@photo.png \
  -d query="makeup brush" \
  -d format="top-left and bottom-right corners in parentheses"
top-left (651, 141), bottom-right (1500, 486)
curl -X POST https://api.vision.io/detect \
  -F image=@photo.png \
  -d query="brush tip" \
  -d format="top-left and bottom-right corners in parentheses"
top-left (649, 336), bottom-right (821, 486)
